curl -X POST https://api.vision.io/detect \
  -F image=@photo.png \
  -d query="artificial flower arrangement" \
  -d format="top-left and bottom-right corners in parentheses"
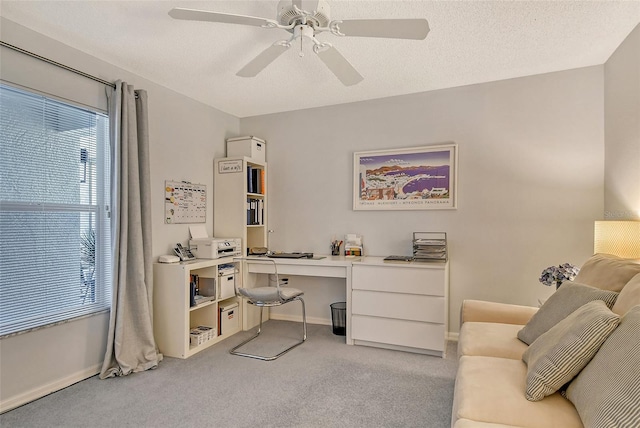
top-left (539, 263), bottom-right (580, 289)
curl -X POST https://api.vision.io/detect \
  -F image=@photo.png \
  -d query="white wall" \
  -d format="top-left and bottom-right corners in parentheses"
top-left (240, 67), bottom-right (605, 332)
top-left (604, 24), bottom-right (640, 220)
top-left (0, 18), bottom-right (239, 412)
top-left (2, 15), bottom-right (637, 415)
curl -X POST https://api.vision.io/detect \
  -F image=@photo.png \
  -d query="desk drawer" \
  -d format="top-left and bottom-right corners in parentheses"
top-left (352, 290), bottom-right (444, 323)
top-left (351, 315), bottom-right (445, 351)
top-left (352, 264), bottom-right (445, 296)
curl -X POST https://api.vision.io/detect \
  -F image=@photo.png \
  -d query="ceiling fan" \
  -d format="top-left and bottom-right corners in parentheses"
top-left (168, 0), bottom-right (429, 86)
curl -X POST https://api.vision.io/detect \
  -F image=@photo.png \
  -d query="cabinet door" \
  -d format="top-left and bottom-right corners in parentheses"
top-left (351, 315), bottom-right (445, 352)
top-left (352, 264), bottom-right (445, 296)
top-left (351, 290), bottom-right (444, 323)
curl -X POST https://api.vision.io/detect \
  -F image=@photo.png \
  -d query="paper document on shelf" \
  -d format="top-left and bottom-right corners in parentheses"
top-left (189, 224), bottom-right (209, 239)
top-left (346, 234), bottom-right (361, 245)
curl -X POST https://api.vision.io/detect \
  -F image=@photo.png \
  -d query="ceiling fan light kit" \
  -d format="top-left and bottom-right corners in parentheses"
top-left (169, 0), bottom-right (430, 86)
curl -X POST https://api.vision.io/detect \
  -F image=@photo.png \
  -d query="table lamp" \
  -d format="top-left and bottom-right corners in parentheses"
top-left (594, 220), bottom-right (640, 259)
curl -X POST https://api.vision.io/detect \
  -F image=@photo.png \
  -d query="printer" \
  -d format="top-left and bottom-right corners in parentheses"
top-left (189, 237), bottom-right (241, 259)
top-left (188, 225), bottom-right (241, 259)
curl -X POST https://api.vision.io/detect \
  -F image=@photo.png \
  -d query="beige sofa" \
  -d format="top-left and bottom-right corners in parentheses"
top-left (451, 254), bottom-right (640, 428)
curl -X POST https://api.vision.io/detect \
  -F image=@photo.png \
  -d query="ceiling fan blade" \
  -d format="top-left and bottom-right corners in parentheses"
top-left (237, 43), bottom-right (291, 77)
top-left (316, 46), bottom-right (363, 86)
top-left (168, 8), bottom-right (278, 28)
top-left (332, 19), bottom-right (430, 40)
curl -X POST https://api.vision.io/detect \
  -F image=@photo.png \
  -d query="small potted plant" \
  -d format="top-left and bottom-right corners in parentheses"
top-left (539, 263), bottom-right (580, 289)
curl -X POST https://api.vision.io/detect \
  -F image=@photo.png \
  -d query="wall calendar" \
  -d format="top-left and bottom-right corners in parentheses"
top-left (164, 180), bottom-right (206, 224)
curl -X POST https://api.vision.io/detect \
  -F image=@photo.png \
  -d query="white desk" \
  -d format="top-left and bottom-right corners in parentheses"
top-left (243, 255), bottom-right (356, 344)
top-left (242, 255), bottom-right (450, 356)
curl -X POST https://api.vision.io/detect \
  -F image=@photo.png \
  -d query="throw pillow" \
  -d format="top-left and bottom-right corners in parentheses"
top-left (517, 282), bottom-right (618, 345)
top-left (564, 305), bottom-right (640, 427)
top-left (612, 273), bottom-right (640, 316)
top-left (573, 253), bottom-right (640, 292)
top-left (522, 300), bottom-right (620, 401)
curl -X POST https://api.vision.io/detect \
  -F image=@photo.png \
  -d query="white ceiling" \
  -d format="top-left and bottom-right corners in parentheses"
top-left (1, 1), bottom-right (639, 118)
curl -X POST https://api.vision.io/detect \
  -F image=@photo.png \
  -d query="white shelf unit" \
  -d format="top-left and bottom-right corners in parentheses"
top-left (351, 257), bottom-right (449, 357)
top-left (214, 156), bottom-right (268, 330)
top-left (153, 258), bottom-right (242, 359)
top-left (214, 156), bottom-right (267, 254)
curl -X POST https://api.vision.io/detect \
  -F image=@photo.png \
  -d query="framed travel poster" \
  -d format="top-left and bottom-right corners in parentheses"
top-left (353, 143), bottom-right (458, 210)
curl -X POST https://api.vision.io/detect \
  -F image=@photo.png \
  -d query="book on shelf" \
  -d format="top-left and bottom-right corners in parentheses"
top-left (246, 197), bottom-right (264, 225)
top-left (246, 165), bottom-right (263, 194)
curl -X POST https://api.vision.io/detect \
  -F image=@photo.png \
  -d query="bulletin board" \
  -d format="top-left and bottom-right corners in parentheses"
top-left (164, 180), bottom-right (206, 224)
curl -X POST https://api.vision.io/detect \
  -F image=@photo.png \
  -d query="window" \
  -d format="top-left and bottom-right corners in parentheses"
top-left (0, 83), bottom-right (111, 336)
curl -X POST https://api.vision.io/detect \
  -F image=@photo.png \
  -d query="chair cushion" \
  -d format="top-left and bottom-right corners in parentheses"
top-left (573, 253), bottom-right (640, 292)
top-left (238, 286), bottom-right (303, 303)
top-left (612, 273), bottom-right (640, 315)
top-left (458, 322), bottom-right (528, 360)
top-left (564, 305), bottom-right (640, 428)
top-left (517, 282), bottom-right (618, 345)
top-left (522, 300), bottom-right (620, 401)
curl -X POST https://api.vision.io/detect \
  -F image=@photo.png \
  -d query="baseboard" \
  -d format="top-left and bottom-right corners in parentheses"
top-left (0, 363), bottom-right (101, 414)
top-left (269, 314), bottom-right (460, 342)
top-left (268, 313), bottom-right (331, 326)
top-left (269, 313), bottom-right (460, 342)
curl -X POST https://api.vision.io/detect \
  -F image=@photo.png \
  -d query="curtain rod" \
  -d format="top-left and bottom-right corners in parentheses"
top-left (1, 40), bottom-right (116, 89)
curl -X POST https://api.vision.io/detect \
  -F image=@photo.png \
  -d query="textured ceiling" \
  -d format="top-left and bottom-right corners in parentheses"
top-left (1, 1), bottom-right (639, 118)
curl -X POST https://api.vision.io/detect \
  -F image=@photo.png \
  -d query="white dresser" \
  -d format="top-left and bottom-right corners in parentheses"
top-left (351, 257), bottom-right (449, 357)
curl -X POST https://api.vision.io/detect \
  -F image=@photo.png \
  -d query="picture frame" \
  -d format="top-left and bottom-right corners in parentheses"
top-left (353, 143), bottom-right (458, 211)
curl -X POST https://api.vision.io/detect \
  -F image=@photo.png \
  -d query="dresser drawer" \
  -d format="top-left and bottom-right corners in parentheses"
top-left (352, 264), bottom-right (445, 296)
top-left (352, 290), bottom-right (444, 323)
top-left (351, 315), bottom-right (445, 351)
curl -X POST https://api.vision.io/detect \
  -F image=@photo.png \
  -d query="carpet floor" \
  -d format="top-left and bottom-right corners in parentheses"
top-left (1, 321), bottom-right (459, 428)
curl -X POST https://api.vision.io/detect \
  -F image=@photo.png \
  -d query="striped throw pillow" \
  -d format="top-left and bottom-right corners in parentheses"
top-left (565, 305), bottom-right (640, 427)
top-left (517, 282), bottom-right (618, 345)
top-left (522, 300), bottom-right (620, 401)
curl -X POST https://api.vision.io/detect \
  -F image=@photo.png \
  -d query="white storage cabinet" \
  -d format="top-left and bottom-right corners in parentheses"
top-left (351, 257), bottom-right (449, 357)
top-left (153, 258), bottom-right (242, 359)
top-left (214, 156), bottom-right (268, 329)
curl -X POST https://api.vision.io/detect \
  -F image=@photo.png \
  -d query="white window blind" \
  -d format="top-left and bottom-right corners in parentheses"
top-left (0, 83), bottom-right (112, 336)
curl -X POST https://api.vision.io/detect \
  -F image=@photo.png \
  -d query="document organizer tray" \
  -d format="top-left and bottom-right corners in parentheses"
top-left (413, 232), bottom-right (448, 262)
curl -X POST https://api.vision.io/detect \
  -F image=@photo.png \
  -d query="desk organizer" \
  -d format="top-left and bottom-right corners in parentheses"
top-left (413, 232), bottom-right (448, 262)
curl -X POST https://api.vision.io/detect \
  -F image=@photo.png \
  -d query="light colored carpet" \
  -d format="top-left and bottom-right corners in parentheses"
top-left (1, 321), bottom-right (458, 427)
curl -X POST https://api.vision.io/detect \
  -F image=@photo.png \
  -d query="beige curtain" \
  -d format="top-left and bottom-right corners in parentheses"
top-left (100, 81), bottom-right (162, 379)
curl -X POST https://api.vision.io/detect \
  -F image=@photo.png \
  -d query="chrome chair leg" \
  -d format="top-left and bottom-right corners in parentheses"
top-left (230, 298), bottom-right (307, 361)
top-left (300, 297), bottom-right (307, 341)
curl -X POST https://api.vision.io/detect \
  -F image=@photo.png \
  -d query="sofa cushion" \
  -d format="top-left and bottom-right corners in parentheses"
top-left (452, 356), bottom-right (582, 428)
top-left (454, 419), bottom-right (522, 427)
top-left (522, 300), bottom-right (620, 401)
top-left (573, 253), bottom-right (640, 292)
top-left (517, 282), bottom-right (618, 345)
top-left (612, 273), bottom-right (640, 315)
top-left (461, 300), bottom-right (539, 325)
top-left (565, 305), bottom-right (640, 428)
top-left (458, 322), bottom-right (528, 360)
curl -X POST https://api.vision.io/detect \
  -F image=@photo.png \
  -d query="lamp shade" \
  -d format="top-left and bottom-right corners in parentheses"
top-left (594, 221), bottom-right (640, 259)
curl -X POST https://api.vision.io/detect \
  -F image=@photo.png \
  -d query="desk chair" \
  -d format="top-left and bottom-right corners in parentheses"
top-left (230, 259), bottom-right (307, 360)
